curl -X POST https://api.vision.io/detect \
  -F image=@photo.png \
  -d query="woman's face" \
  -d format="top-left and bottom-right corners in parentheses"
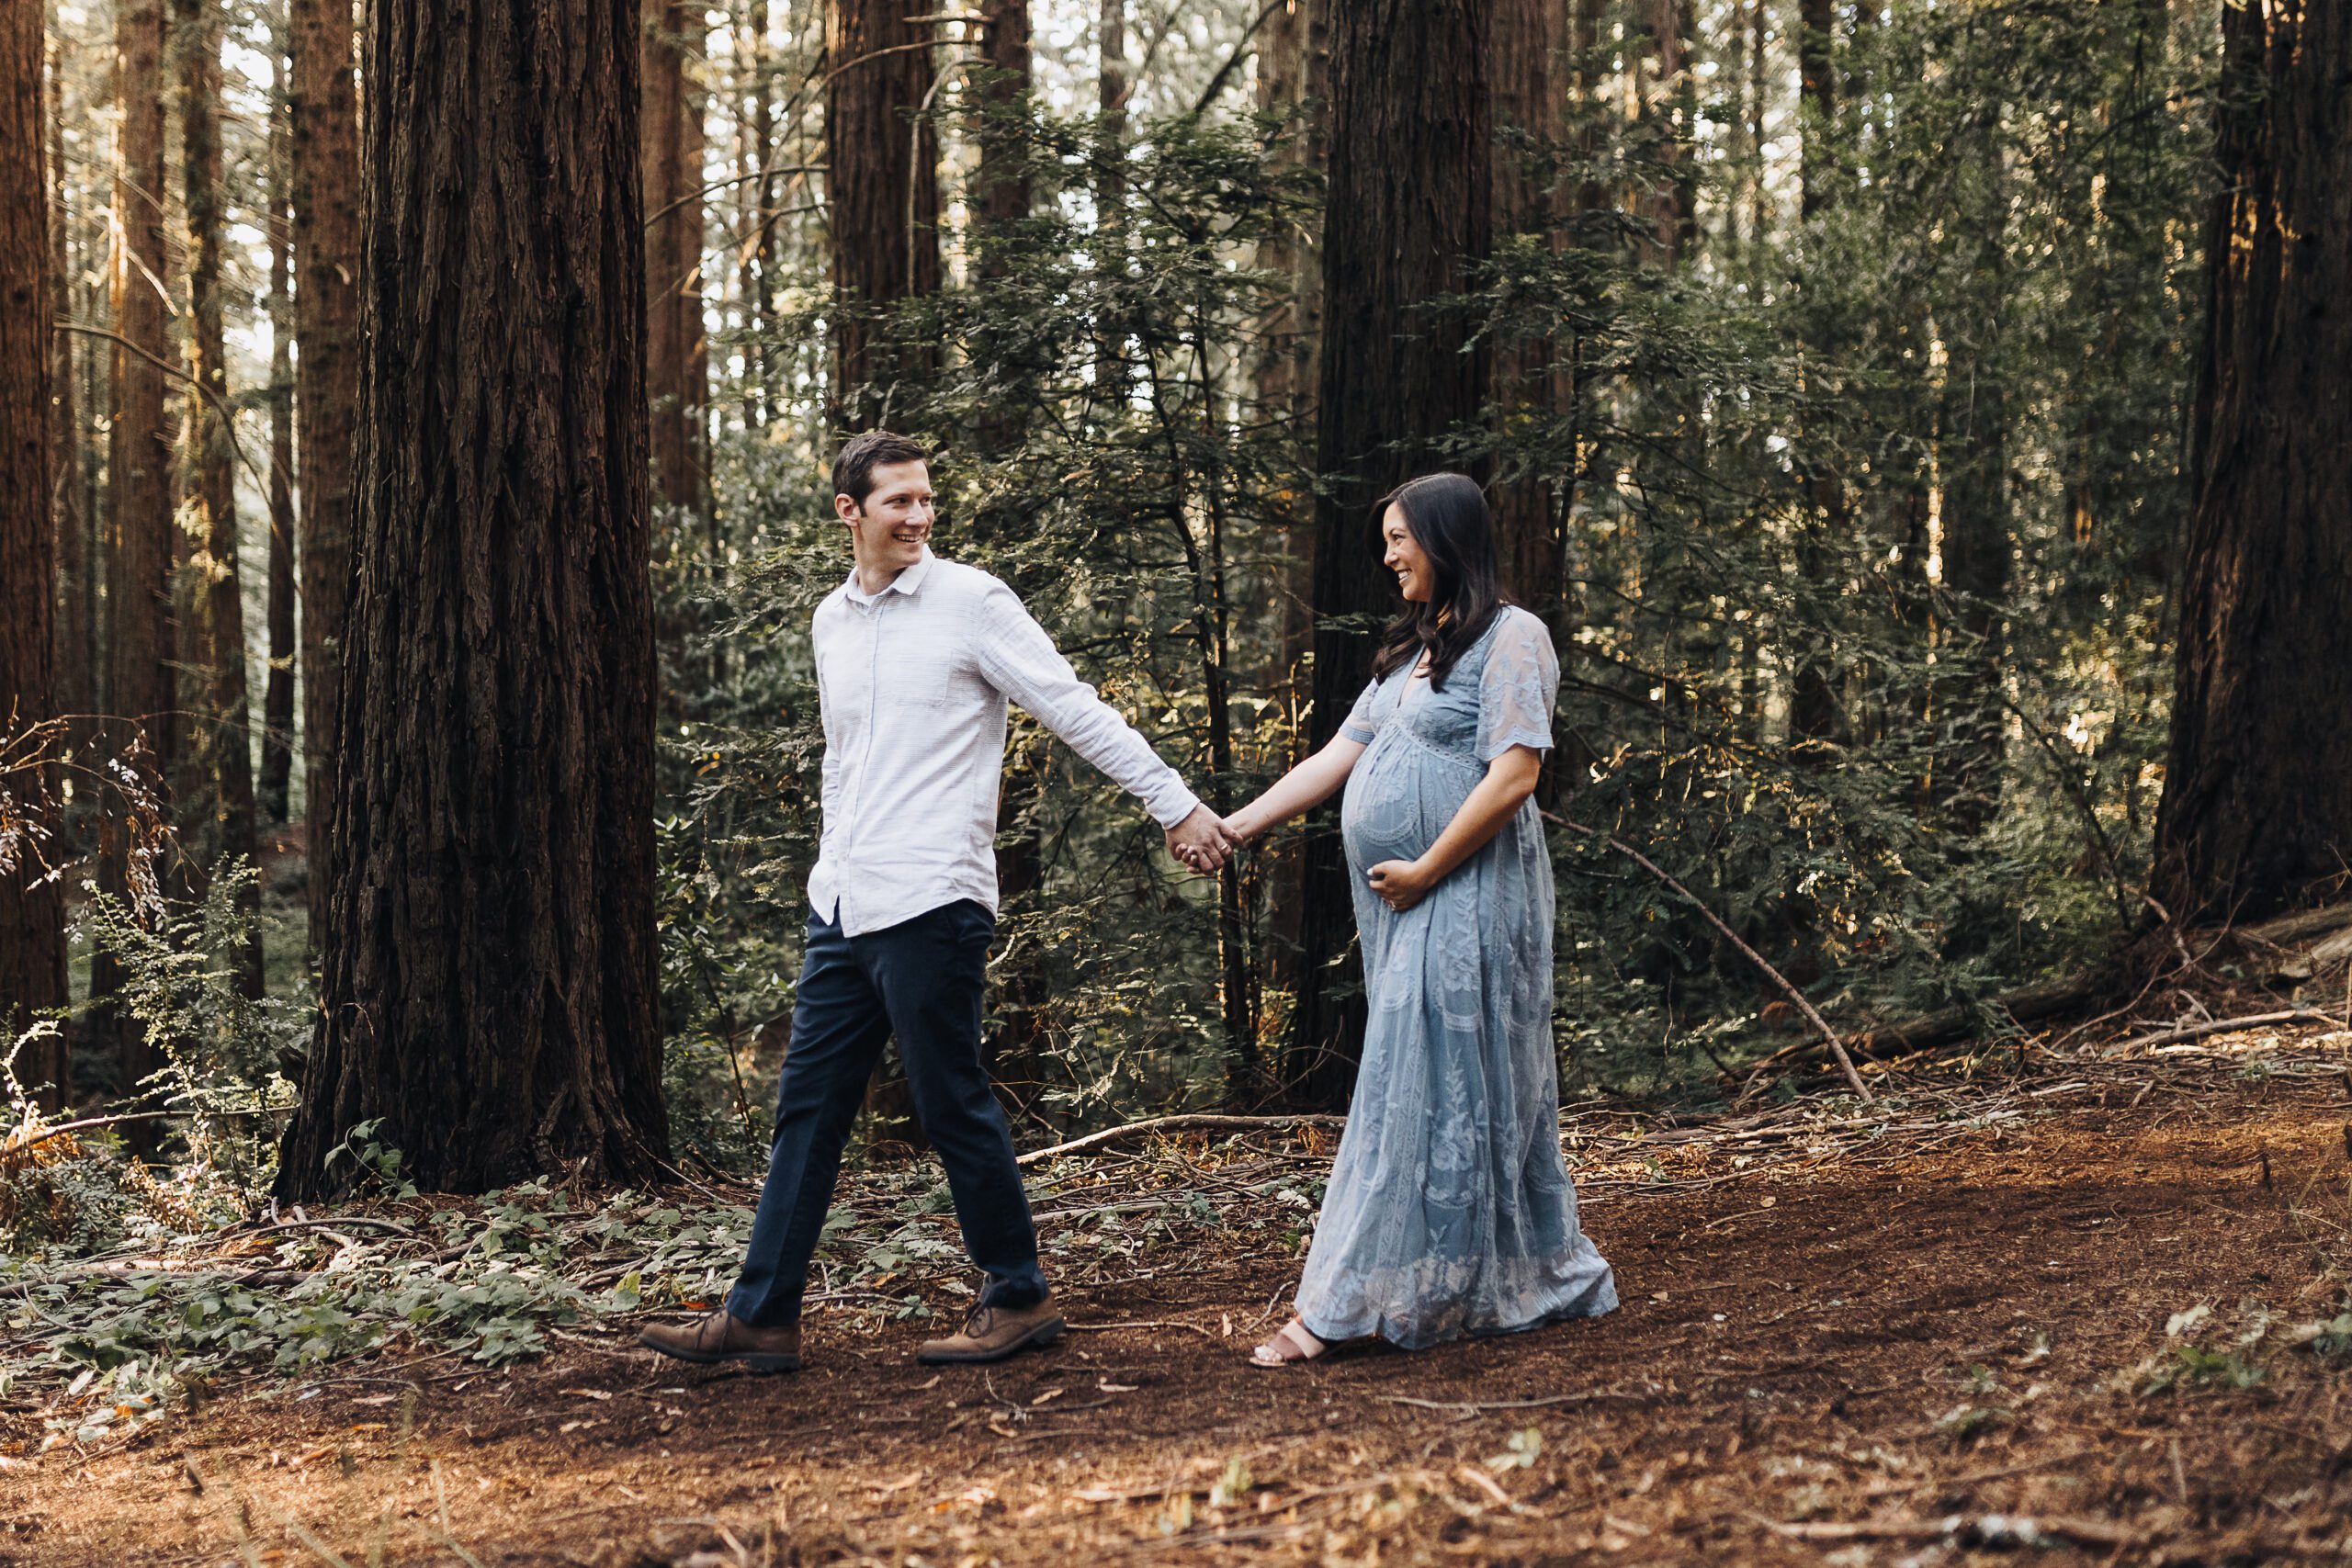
top-left (1381, 505), bottom-right (1435, 604)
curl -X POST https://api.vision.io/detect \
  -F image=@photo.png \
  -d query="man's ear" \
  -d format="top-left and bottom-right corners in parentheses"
top-left (834, 492), bottom-right (861, 526)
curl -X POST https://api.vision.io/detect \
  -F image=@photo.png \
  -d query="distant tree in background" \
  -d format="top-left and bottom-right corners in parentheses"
top-left (643, 0), bottom-right (708, 522)
top-left (826, 0), bottom-right (941, 432)
top-left (93, 0), bottom-right (175, 1104)
top-left (2155, 1), bottom-right (2352, 922)
top-left (259, 39), bottom-right (298, 828)
top-left (174, 0), bottom-right (264, 998)
top-left (46, 40), bottom-right (91, 750)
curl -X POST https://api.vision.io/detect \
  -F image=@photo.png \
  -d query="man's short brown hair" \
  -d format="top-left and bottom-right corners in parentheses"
top-left (832, 430), bottom-right (930, 506)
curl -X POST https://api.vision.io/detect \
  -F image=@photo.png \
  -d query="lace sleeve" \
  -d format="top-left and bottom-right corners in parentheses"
top-left (1477, 610), bottom-right (1559, 761)
top-left (1339, 676), bottom-right (1383, 744)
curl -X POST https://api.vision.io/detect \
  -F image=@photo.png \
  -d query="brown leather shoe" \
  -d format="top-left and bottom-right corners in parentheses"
top-left (637, 1309), bottom-right (801, 1373)
top-left (915, 1295), bottom-right (1066, 1365)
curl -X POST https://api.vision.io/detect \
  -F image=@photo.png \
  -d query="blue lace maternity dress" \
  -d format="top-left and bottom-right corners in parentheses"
top-left (1293, 605), bottom-right (1618, 1349)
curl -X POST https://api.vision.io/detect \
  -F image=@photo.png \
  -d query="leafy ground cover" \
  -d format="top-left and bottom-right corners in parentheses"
top-left (8, 1030), bottom-right (2352, 1564)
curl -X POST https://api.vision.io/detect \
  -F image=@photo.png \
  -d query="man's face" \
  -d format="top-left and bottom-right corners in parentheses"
top-left (838, 460), bottom-right (935, 575)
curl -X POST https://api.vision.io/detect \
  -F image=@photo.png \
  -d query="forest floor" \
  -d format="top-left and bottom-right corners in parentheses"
top-left (10, 1036), bottom-right (2352, 1565)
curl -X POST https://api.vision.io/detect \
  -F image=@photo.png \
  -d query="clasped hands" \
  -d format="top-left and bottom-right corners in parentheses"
top-left (1164, 806), bottom-right (1245, 874)
top-left (1165, 807), bottom-right (1434, 911)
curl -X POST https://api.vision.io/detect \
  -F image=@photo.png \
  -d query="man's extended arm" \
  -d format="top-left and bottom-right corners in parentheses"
top-left (973, 584), bottom-right (1237, 870)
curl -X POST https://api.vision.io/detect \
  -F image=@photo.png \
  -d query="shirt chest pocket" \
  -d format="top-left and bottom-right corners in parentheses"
top-left (875, 634), bottom-right (971, 709)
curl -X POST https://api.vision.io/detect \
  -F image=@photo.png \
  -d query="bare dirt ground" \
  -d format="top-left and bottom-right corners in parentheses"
top-left (10, 1046), bottom-right (2352, 1566)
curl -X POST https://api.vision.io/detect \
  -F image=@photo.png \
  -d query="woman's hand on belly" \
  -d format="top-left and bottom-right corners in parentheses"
top-left (1366, 856), bottom-right (1438, 912)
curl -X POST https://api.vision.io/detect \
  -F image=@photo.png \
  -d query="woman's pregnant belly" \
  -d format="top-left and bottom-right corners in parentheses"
top-left (1340, 729), bottom-right (1481, 874)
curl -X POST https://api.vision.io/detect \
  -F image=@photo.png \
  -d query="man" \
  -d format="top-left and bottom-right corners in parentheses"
top-left (641, 431), bottom-right (1237, 1373)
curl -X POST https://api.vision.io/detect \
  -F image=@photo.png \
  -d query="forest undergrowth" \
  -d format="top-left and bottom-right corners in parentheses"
top-left (10, 912), bottom-right (2352, 1564)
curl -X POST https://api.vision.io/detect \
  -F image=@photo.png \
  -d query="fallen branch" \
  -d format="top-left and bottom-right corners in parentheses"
top-left (1016, 1113), bottom-right (1345, 1167)
top-left (1750, 974), bottom-right (2106, 1079)
top-left (1374, 1387), bottom-right (1638, 1416)
top-left (2108, 1009), bottom-right (2340, 1055)
top-left (1544, 811), bottom-right (1872, 1101)
top-left (3, 1105), bottom-right (271, 1152)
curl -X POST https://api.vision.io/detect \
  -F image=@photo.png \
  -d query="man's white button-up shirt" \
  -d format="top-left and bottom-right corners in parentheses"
top-left (805, 548), bottom-right (1202, 937)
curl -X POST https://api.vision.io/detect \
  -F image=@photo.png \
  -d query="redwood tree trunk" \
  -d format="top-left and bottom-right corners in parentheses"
top-left (96, 0), bottom-right (175, 1097)
top-left (1488, 0), bottom-right (1565, 620)
top-left (260, 45), bottom-right (297, 826)
top-left (976, 0), bottom-right (1031, 254)
top-left (176, 0), bottom-right (264, 998)
top-left (289, 0), bottom-right (359, 939)
top-left (642, 0), bottom-right (707, 517)
top-left (1, 0), bottom-right (69, 1108)
top-left (2154, 2), bottom-right (2352, 921)
top-left (1284, 0), bottom-right (1491, 1107)
top-left (276, 0), bottom-right (670, 1196)
top-left (825, 0), bottom-right (940, 431)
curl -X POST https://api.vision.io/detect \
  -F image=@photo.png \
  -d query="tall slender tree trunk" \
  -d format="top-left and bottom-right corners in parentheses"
top-left (825, 0), bottom-right (940, 432)
top-left (1635, 0), bottom-right (1693, 267)
top-left (1788, 0), bottom-right (1844, 744)
top-left (289, 0), bottom-right (359, 946)
top-left (260, 45), bottom-right (298, 827)
top-left (277, 0), bottom-right (670, 1198)
top-left (1285, 0), bottom-right (1491, 1108)
top-left (96, 0), bottom-right (175, 1100)
top-left (968, 0), bottom-right (1054, 1104)
top-left (2, 0), bottom-right (69, 1110)
top-left (1929, 95), bottom-right (2011, 844)
top-left (49, 41), bottom-right (92, 740)
top-left (976, 0), bottom-right (1031, 267)
top-left (1747, 0), bottom-right (1767, 289)
top-left (175, 0), bottom-right (264, 998)
top-left (1252, 0), bottom-right (1324, 1006)
top-left (738, 0), bottom-right (775, 430)
top-left (973, 0), bottom-right (1031, 446)
top-left (1090, 0), bottom-right (1127, 405)
top-left (1098, 0), bottom-right (1125, 183)
top-left (2154, 1), bottom-right (2352, 921)
top-left (642, 0), bottom-right (707, 519)
top-left (1797, 0), bottom-right (1836, 220)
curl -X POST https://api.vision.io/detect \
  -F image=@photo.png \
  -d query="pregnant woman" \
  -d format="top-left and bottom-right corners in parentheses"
top-left (1225, 473), bottom-right (1617, 1362)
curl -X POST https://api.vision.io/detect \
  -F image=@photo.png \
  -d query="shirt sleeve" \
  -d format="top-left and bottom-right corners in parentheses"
top-left (1339, 676), bottom-right (1383, 744)
top-left (1477, 609), bottom-right (1560, 761)
top-left (974, 583), bottom-right (1203, 829)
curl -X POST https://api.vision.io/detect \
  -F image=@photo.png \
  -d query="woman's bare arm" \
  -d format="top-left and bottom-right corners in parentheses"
top-left (1225, 732), bottom-right (1369, 841)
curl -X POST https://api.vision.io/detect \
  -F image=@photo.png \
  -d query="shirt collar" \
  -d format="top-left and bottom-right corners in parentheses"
top-left (842, 547), bottom-right (936, 605)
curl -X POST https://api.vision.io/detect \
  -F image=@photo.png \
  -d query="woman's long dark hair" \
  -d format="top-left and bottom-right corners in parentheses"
top-left (1368, 472), bottom-right (1511, 690)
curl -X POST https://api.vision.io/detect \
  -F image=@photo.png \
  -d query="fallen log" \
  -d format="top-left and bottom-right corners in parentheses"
top-left (1754, 974), bottom-right (2106, 1076)
top-left (1764, 897), bottom-right (2352, 1077)
top-left (2107, 1009), bottom-right (2340, 1055)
